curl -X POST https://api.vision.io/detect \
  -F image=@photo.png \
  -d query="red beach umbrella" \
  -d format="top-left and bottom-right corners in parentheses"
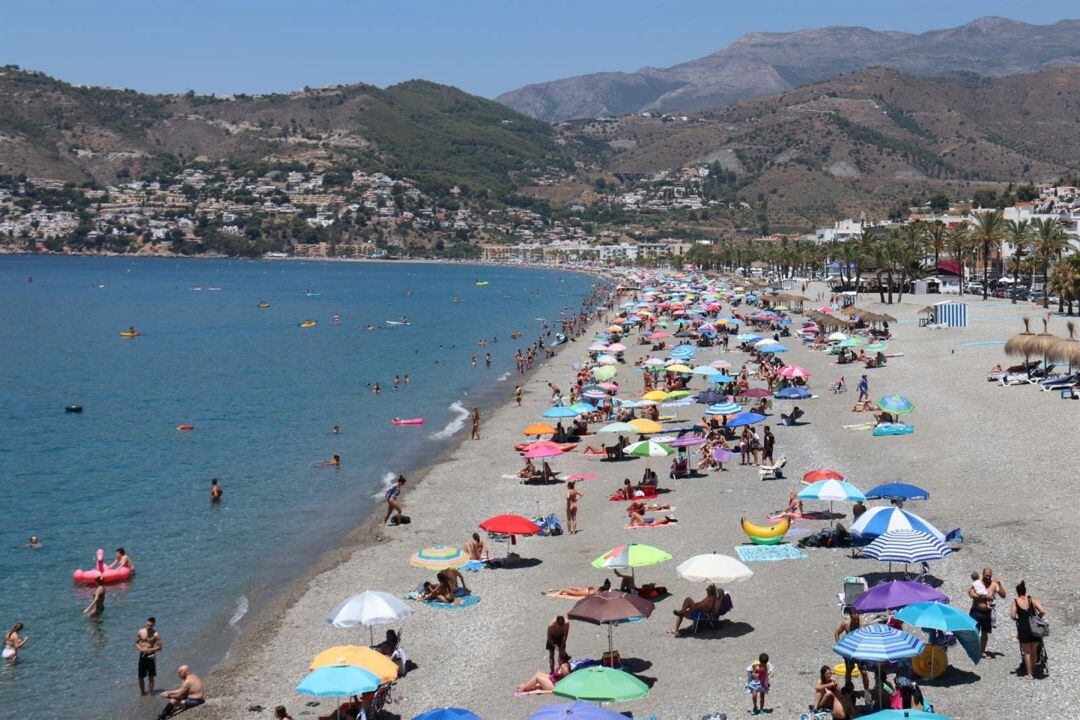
top-left (479, 514), bottom-right (541, 536)
top-left (803, 469), bottom-right (845, 484)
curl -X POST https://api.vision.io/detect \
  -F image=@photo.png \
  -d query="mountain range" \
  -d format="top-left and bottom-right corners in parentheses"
top-left (496, 17), bottom-right (1080, 122)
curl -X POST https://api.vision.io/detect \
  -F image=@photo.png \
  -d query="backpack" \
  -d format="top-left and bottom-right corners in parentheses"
top-left (538, 514), bottom-right (563, 536)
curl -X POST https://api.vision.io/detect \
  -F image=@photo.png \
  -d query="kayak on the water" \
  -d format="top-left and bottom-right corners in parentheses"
top-left (391, 418), bottom-right (424, 426)
top-left (299, 320), bottom-right (317, 328)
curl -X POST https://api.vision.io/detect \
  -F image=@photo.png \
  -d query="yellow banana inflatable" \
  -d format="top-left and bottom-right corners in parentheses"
top-left (741, 517), bottom-right (790, 545)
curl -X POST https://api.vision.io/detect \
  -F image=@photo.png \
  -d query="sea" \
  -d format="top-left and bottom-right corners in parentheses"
top-left (0, 255), bottom-right (599, 719)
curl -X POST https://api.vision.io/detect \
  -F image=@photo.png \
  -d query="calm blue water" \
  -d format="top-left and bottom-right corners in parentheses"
top-left (0, 256), bottom-right (597, 719)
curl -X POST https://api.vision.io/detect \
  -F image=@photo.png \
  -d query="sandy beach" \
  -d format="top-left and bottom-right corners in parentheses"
top-left (199, 283), bottom-right (1079, 720)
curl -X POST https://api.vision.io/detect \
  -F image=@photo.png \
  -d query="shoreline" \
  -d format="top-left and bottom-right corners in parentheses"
top-left (198, 272), bottom-right (615, 716)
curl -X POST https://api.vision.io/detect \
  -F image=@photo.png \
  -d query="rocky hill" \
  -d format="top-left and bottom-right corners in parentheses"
top-left (551, 66), bottom-right (1080, 229)
top-left (497, 17), bottom-right (1080, 122)
top-left (0, 67), bottom-right (588, 196)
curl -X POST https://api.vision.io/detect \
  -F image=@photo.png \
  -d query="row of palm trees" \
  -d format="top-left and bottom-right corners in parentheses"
top-left (680, 213), bottom-right (1075, 309)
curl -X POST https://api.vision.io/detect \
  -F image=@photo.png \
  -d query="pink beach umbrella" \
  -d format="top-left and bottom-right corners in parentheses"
top-left (777, 365), bottom-right (810, 379)
top-left (524, 445), bottom-right (565, 459)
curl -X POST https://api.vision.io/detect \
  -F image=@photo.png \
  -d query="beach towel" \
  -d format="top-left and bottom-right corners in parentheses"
top-left (712, 447), bottom-right (733, 463)
top-left (608, 489), bottom-right (659, 502)
top-left (842, 423), bottom-right (875, 431)
top-left (463, 560), bottom-right (486, 572)
top-left (424, 595), bottom-right (481, 610)
top-left (735, 544), bottom-right (808, 563)
top-left (624, 520), bottom-right (677, 530)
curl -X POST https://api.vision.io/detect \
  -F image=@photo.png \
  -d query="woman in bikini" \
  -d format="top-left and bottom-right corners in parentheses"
top-left (565, 482), bottom-right (582, 534)
top-left (516, 654), bottom-right (571, 694)
top-left (779, 490), bottom-right (804, 520)
top-left (2, 623), bottom-right (26, 661)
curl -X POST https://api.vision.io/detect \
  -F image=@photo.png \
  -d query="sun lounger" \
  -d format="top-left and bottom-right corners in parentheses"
top-left (837, 576), bottom-right (868, 611)
top-left (758, 455), bottom-right (786, 480)
top-left (1041, 373), bottom-right (1076, 390)
top-left (690, 591), bottom-right (733, 634)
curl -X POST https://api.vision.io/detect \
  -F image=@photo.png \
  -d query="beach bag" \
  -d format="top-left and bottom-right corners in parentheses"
top-left (719, 592), bottom-right (733, 615)
top-left (1029, 613), bottom-right (1050, 639)
top-left (540, 514), bottom-right (563, 536)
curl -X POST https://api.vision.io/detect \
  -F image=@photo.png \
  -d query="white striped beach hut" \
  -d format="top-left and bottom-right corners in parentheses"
top-left (931, 301), bottom-right (967, 327)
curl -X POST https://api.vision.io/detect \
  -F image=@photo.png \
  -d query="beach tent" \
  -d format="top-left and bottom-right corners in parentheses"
top-left (929, 301), bottom-right (967, 328)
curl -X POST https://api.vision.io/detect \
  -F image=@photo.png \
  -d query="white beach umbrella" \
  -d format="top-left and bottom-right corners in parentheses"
top-left (676, 554), bottom-right (753, 584)
top-left (643, 358), bottom-right (666, 367)
top-left (828, 331), bottom-right (848, 342)
top-left (327, 591), bottom-right (414, 644)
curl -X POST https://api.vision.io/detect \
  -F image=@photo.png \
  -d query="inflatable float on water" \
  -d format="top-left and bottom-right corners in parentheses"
top-left (391, 418), bottom-right (424, 426)
top-left (120, 331), bottom-right (140, 338)
top-left (177, 424), bottom-right (194, 431)
top-left (741, 517), bottom-right (790, 545)
top-left (65, 405), bottom-right (83, 414)
top-left (73, 548), bottom-right (132, 585)
top-left (298, 320), bottom-right (317, 328)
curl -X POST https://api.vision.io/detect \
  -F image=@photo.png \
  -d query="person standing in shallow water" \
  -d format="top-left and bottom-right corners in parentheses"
top-left (136, 617), bottom-right (163, 695)
top-left (84, 577), bottom-right (105, 618)
top-left (210, 478), bottom-right (222, 503)
top-left (470, 407), bottom-right (481, 439)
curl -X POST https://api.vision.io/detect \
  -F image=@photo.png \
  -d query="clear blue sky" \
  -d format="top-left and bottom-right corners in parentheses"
top-left (2, 1), bottom-right (1075, 98)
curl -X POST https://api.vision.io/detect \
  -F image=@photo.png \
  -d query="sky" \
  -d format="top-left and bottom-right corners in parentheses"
top-left (2, 1), bottom-right (1076, 98)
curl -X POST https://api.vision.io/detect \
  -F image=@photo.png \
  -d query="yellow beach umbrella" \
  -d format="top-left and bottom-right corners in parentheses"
top-left (309, 646), bottom-right (399, 683)
top-left (642, 390), bottom-right (669, 402)
top-left (665, 364), bottom-right (692, 373)
top-left (607, 325), bottom-right (624, 333)
top-left (523, 423), bottom-right (557, 436)
top-left (628, 418), bottom-right (663, 434)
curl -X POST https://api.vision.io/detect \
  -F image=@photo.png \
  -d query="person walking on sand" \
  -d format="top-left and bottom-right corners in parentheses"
top-left (383, 475), bottom-right (405, 526)
top-left (853, 375), bottom-right (869, 412)
top-left (84, 577), bottom-right (106, 618)
top-left (761, 426), bottom-right (775, 464)
top-left (746, 652), bottom-right (774, 715)
top-left (136, 617), bottom-right (163, 695)
top-left (969, 567), bottom-right (1006, 658)
top-left (1011, 580), bottom-right (1047, 680)
top-left (470, 407), bottom-right (481, 440)
top-left (565, 481), bottom-right (582, 534)
top-left (546, 616), bottom-right (570, 673)
top-left (210, 478), bottom-right (222, 503)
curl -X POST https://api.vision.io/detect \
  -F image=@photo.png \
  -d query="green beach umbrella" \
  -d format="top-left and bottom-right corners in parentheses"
top-left (597, 422), bottom-right (636, 434)
top-left (553, 667), bottom-right (649, 702)
top-left (591, 542), bottom-right (672, 570)
top-left (839, 337), bottom-right (865, 348)
top-left (624, 440), bottom-right (674, 457)
top-left (865, 343), bottom-right (889, 353)
top-left (592, 366), bottom-right (618, 381)
top-left (878, 394), bottom-right (915, 415)
top-left (665, 390), bottom-right (691, 400)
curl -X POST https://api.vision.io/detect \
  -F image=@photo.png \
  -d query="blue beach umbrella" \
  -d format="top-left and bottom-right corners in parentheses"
top-left (833, 624), bottom-right (925, 663)
top-left (707, 373), bottom-right (735, 383)
top-left (758, 343), bottom-right (788, 353)
top-left (865, 483), bottom-right (929, 502)
top-left (570, 402), bottom-right (596, 414)
top-left (895, 601), bottom-right (981, 665)
top-left (296, 666), bottom-right (380, 697)
top-left (725, 411), bottom-right (767, 427)
top-left (852, 506), bottom-right (945, 542)
top-left (543, 406), bottom-right (580, 419)
top-left (860, 711), bottom-right (952, 720)
top-left (412, 709), bottom-right (481, 720)
top-left (736, 333), bottom-right (761, 343)
top-left (775, 386), bottom-right (811, 399)
top-left (706, 401), bottom-right (742, 415)
top-left (694, 391), bottom-right (727, 405)
top-left (878, 394), bottom-right (915, 414)
top-left (798, 479), bottom-right (866, 502)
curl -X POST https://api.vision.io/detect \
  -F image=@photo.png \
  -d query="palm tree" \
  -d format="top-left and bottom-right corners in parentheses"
top-left (893, 228), bottom-right (926, 303)
top-left (947, 225), bottom-right (972, 294)
top-left (923, 220), bottom-right (948, 269)
top-left (1032, 218), bottom-right (1070, 309)
top-left (1005, 219), bottom-right (1031, 304)
top-left (972, 210), bottom-right (1007, 300)
top-left (853, 227), bottom-right (879, 295)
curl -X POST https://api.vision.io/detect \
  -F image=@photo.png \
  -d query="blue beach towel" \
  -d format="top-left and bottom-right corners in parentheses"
top-left (424, 594), bottom-right (481, 610)
top-left (736, 544), bottom-right (808, 563)
top-left (463, 560), bottom-right (486, 572)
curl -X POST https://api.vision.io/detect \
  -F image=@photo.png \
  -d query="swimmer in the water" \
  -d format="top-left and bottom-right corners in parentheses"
top-left (28, 536), bottom-right (40, 548)
top-left (210, 479), bottom-right (222, 502)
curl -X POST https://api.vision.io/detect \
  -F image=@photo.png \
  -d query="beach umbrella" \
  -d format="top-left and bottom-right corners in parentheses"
top-left (480, 514), bottom-right (540, 536)
top-left (676, 554), bottom-right (753, 584)
top-left (798, 479), bottom-right (866, 502)
top-left (543, 406), bottom-right (580, 419)
top-left (862, 531), bottom-right (952, 569)
top-left (865, 483), bottom-right (929, 503)
top-left (895, 601), bottom-right (981, 666)
top-left (524, 444), bottom-right (564, 459)
top-left (667, 434), bottom-right (706, 448)
top-left (410, 546), bottom-right (468, 570)
top-left (627, 418), bottom-right (663, 434)
top-left (852, 506), bottom-right (945, 542)
top-left (803, 469), bottom-right (844, 483)
top-left (666, 390), bottom-right (691, 400)
top-left (754, 338), bottom-right (777, 349)
top-left (851, 581), bottom-right (948, 613)
top-left (737, 333), bottom-right (762, 343)
top-left (592, 366), bottom-right (618, 381)
top-left (595, 354), bottom-right (618, 366)
top-left (775, 386), bottom-right (811, 400)
top-left (1004, 317), bottom-right (1037, 365)
top-left (624, 440), bottom-right (674, 458)
top-left (710, 360), bottom-right (732, 369)
top-left (865, 343), bottom-right (889, 353)
top-left (588, 343), bottom-right (609, 352)
top-left (553, 667), bottom-right (649, 702)
top-left (839, 337), bottom-right (865, 348)
top-left (597, 422), bottom-right (635, 434)
top-left (707, 373), bottom-right (735, 383)
top-left (833, 624), bottom-right (925, 663)
top-left (297, 665), bottom-right (380, 697)
top-left (568, 591), bottom-right (655, 658)
top-left (878, 395), bottom-right (915, 415)
top-left (645, 332), bottom-right (669, 340)
top-left (309, 646), bottom-right (399, 682)
top-left (606, 342), bottom-right (626, 353)
top-left (592, 543), bottom-right (671, 571)
top-left (326, 591), bottom-right (413, 644)
top-left (758, 343), bottom-right (788, 353)
top-left (642, 358), bottom-right (666, 367)
top-left (570, 402), bottom-right (595, 414)
top-left (642, 390), bottom-right (668, 402)
top-left (706, 401), bottom-right (741, 415)
top-left (860, 711), bottom-right (952, 720)
top-left (725, 411), bottom-right (767, 427)
top-left (665, 364), bottom-right (692, 373)
top-left (412, 709), bottom-right (481, 720)
top-left (740, 388), bottom-right (772, 398)
top-left (523, 423), bottom-right (557, 436)
top-left (694, 391), bottom-right (727, 404)
top-left (777, 365), bottom-right (810, 379)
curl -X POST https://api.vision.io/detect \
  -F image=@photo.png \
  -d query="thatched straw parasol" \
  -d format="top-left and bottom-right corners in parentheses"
top-left (1031, 318), bottom-right (1060, 364)
top-left (1004, 317), bottom-right (1037, 364)
top-left (1048, 321), bottom-right (1080, 372)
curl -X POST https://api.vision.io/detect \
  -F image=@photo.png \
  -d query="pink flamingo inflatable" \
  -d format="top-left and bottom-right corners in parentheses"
top-left (73, 548), bottom-right (133, 585)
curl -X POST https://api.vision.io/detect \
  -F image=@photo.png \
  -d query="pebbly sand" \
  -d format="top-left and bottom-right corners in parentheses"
top-left (196, 285), bottom-right (1079, 720)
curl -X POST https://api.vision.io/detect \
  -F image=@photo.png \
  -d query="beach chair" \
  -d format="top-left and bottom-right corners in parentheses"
top-left (1041, 373), bottom-right (1076, 391)
top-left (690, 591), bottom-right (732, 634)
top-left (829, 377), bottom-right (847, 394)
top-left (837, 576), bottom-right (868, 611)
top-left (758, 455), bottom-right (786, 480)
top-left (357, 682), bottom-right (395, 720)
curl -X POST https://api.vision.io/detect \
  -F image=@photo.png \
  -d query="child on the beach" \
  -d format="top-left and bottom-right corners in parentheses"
top-left (745, 652), bottom-right (774, 714)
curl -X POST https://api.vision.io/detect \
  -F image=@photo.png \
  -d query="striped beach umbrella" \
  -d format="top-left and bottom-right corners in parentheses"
top-left (410, 546), bottom-right (468, 570)
top-left (798, 479), bottom-right (866, 502)
top-left (591, 542), bottom-right (671, 570)
top-left (862, 530), bottom-right (952, 564)
top-left (706, 401), bottom-right (741, 415)
top-left (852, 507), bottom-right (945, 542)
top-left (833, 624), bottom-right (925, 662)
top-left (878, 394), bottom-right (915, 415)
top-left (624, 440), bottom-right (674, 458)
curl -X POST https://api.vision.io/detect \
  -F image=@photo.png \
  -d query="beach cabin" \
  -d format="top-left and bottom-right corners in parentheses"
top-left (920, 301), bottom-right (968, 328)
